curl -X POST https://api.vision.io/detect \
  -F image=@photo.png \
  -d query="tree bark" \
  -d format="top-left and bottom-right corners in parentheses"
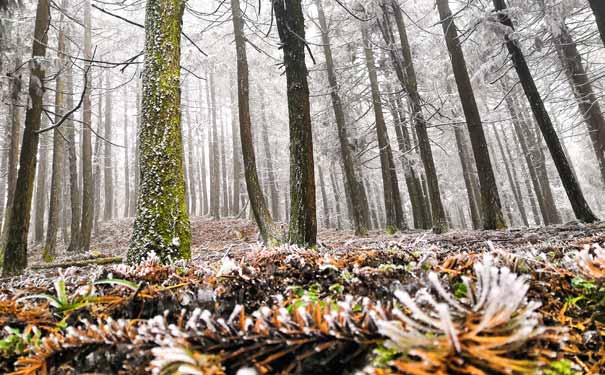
top-left (43, 17), bottom-right (67, 260)
top-left (2, 0), bottom-right (50, 275)
top-left (231, 0), bottom-right (280, 244)
top-left (230, 74), bottom-right (241, 216)
top-left (437, 0), bottom-right (506, 230)
top-left (493, 0), bottom-right (597, 223)
top-left (273, 0), bottom-right (317, 246)
top-left (65, 42), bottom-right (80, 251)
top-left (588, 0), bottom-right (605, 47)
top-left (128, 0), bottom-right (191, 263)
top-left (391, 0), bottom-right (448, 233)
top-left (79, 0), bottom-right (94, 252)
top-left (315, 0), bottom-right (369, 235)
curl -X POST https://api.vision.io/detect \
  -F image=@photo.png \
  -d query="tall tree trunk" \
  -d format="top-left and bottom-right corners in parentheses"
top-left (208, 67), bottom-right (220, 220)
top-left (80, 0), bottom-right (94, 252)
top-left (2, 0), bottom-right (50, 275)
top-left (185, 88), bottom-right (197, 216)
top-left (454, 126), bottom-right (482, 229)
top-left (34, 120), bottom-right (48, 243)
top-left (123, 86), bottom-right (130, 217)
top-left (43, 17), bottom-right (67, 260)
top-left (552, 17), bottom-right (605, 187)
top-left (329, 164), bottom-right (343, 230)
top-left (93, 86), bottom-right (103, 236)
top-left (273, 0), bottom-right (317, 246)
top-left (493, 0), bottom-right (597, 223)
top-left (315, 0), bottom-right (369, 235)
top-left (259, 87), bottom-right (281, 222)
top-left (391, 0), bottom-right (448, 233)
top-left (437, 0), bottom-right (506, 229)
top-left (103, 70), bottom-right (113, 221)
top-left (131, 77), bottom-right (141, 218)
top-left (588, 0), bottom-right (605, 47)
top-left (318, 164), bottom-right (331, 229)
top-left (361, 23), bottom-right (406, 232)
top-left (1, 55), bottom-right (22, 245)
top-left (493, 125), bottom-right (528, 226)
top-left (128, 0), bottom-right (191, 264)
top-left (231, 0), bottom-right (280, 244)
top-left (230, 74), bottom-right (241, 215)
top-left (66, 41), bottom-right (80, 251)
top-left (199, 127), bottom-right (208, 216)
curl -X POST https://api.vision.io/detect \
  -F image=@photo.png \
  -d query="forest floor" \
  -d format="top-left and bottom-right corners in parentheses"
top-left (1, 218), bottom-right (605, 374)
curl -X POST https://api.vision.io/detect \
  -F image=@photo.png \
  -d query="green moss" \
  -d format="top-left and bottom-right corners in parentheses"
top-left (385, 226), bottom-right (397, 235)
top-left (42, 247), bottom-right (55, 263)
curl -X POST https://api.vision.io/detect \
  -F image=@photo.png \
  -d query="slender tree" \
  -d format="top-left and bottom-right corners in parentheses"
top-left (229, 74), bottom-right (241, 215)
top-left (34, 124), bottom-right (48, 243)
top-left (492, 0), bottom-right (597, 223)
top-left (123, 86), bottom-right (130, 217)
top-left (230, 0), bottom-right (280, 243)
top-left (273, 0), bottom-right (317, 246)
top-left (2, 0), bottom-right (50, 275)
top-left (315, 0), bottom-right (369, 235)
top-left (437, 0), bottom-right (506, 229)
top-left (103, 70), bottom-right (113, 221)
top-left (128, 0), bottom-right (191, 263)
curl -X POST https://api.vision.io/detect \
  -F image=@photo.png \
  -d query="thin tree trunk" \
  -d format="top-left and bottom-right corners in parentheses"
top-left (199, 127), bottom-right (208, 216)
top-left (329, 164), bottom-right (343, 230)
top-left (208, 67), bottom-right (220, 220)
top-left (131, 77), bottom-right (141, 218)
top-left (128, 0), bottom-right (191, 263)
top-left (220, 105), bottom-right (229, 217)
top-left (79, 0), bottom-right (94, 252)
top-left (34, 121), bottom-right (48, 243)
top-left (273, 0), bottom-right (317, 246)
top-left (507, 126), bottom-right (540, 226)
top-left (185, 88), bottom-right (197, 216)
top-left (315, 0), bottom-right (369, 235)
top-left (437, 0), bottom-right (506, 229)
top-left (43, 16), bottom-right (67, 260)
top-left (66, 43), bottom-right (80, 251)
top-left (93, 87), bottom-right (103, 236)
top-left (361, 23), bottom-right (406, 232)
top-left (103, 70), bottom-right (113, 221)
top-left (230, 0), bottom-right (280, 244)
top-left (258, 87), bottom-right (281, 222)
top-left (318, 164), bottom-right (331, 229)
top-left (123, 86), bottom-right (130, 217)
top-left (391, 0), bottom-right (448, 233)
top-left (493, 0), bottom-right (597, 223)
top-left (454, 127), bottom-right (482, 229)
top-left (230, 74), bottom-right (241, 215)
top-left (2, 0), bottom-right (50, 275)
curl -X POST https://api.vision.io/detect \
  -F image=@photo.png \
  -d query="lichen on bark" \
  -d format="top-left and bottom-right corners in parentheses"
top-left (127, 0), bottom-right (191, 264)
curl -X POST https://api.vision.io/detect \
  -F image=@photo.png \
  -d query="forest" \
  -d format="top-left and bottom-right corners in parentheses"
top-left (0, 0), bottom-right (604, 373)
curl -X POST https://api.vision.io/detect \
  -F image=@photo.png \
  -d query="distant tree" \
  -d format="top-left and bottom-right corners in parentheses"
top-left (103, 70), bottom-right (113, 221)
top-left (123, 86), bottom-right (130, 217)
top-left (273, 0), bottom-right (317, 246)
top-left (2, 0), bottom-right (50, 275)
top-left (493, 0), bottom-right (597, 223)
top-left (128, 0), bottom-right (191, 263)
top-left (34, 123), bottom-right (48, 243)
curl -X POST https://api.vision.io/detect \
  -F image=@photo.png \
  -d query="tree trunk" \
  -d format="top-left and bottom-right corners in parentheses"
top-left (437, 0), bottom-right (506, 230)
top-left (199, 127), bottom-right (208, 216)
top-left (103, 70), bottom-right (113, 221)
top-left (318, 164), bottom-right (331, 229)
top-left (131, 77), bottom-right (141, 218)
top-left (315, 0), bottom-right (369, 235)
top-left (220, 106), bottom-right (229, 217)
top-left (34, 121), bottom-right (48, 243)
top-left (208, 67), bottom-right (220, 220)
top-left (361, 23), bottom-right (406, 232)
top-left (588, 0), bottom-right (605, 47)
top-left (390, 0), bottom-right (447, 233)
top-left (273, 0), bottom-right (317, 246)
top-left (1, 55), bottom-right (22, 245)
top-left (329, 164), bottom-right (343, 230)
top-left (493, 125), bottom-right (528, 226)
top-left (43, 18), bottom-right (67, 260)
top-left (93, 86), bottom-right (103, 236)
top-left (185, 88), bottom-right (197, 216)
top-left (80, 0), bottom-right (94, 252)
top-left (493, 0), bottom-right (597, 223)
top-left (127, 0), bottom-right (191, 264)
top-left (231, 0), bottom-right (280, 244)
top-left (258, 87), bottom-right (281, 222)
top-left (66, 43), bottom-right (81, 252)
top-left (553, 18), bottom-right (605, 187)
top-left (454, 126), bottom-right (482, 229)
top-left (123, 86), bottom-right (130, 217)
top-left (230, 74), bottom-right (241, 215)
top-left (2, 0), bottom-right (50, 275)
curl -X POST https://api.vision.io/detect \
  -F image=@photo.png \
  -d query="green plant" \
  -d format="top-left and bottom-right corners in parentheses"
top-left (0, 326), bottom-right (41, 358)
top-left (543, 359), bottom-right (581, 375)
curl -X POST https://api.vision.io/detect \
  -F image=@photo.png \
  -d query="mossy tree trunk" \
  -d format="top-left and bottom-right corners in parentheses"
top-left (231, 0), bottom-right (281, 244)
top-left (315, 0), bottom-right (369, 235)
top-left (2, 0), bottom-right (50, 275)
top-left (128, 0), bottom-right (191, 263)
top-left (437, 0), bottom-right (506, 230)
top-left (493, 0), bottom-right (597, 223)
top-left (273, 0), bottom-right (317, 247)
